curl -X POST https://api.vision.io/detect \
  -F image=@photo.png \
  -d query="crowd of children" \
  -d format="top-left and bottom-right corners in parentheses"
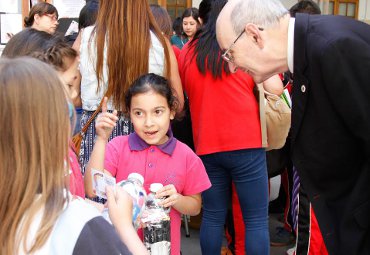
top-left (1, 0), bottom-right (355, 255)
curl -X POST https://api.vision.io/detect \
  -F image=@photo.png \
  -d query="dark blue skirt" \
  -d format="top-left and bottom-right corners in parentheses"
top-left (78, 110), bottom-right (134, 203)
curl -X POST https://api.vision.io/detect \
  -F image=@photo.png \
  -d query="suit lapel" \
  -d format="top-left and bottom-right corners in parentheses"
top-left (291, 14), bottom-right (310, 144)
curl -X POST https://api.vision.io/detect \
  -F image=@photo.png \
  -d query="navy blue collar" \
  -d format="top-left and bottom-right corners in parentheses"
top-left (128, 129), bottom-right (177, 156)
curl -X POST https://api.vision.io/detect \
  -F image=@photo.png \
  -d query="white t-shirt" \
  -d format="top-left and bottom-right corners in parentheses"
top-left (17, 195), bottom-right (131, 255)
top-left (79, 26), bottom-right (165, 111)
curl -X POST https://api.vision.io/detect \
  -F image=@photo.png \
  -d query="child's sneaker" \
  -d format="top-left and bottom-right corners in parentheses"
top-left (270, 226), bottom-right (295, 246)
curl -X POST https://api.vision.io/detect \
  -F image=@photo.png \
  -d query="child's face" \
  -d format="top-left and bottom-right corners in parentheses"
top-left (58, 56), bottom-right (79, 99)
top-left (130, 91), bottom-right (175, 146)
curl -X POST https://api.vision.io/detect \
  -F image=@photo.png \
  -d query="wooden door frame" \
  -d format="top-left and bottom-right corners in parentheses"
top-left (329, 0), bottom-right (359, 18)
top-left (334, 0), bottom-right (359, 19)
top-left (22, 0), bottom-right (192, 28)
top-left (157, 0), bottom-right (192, 9)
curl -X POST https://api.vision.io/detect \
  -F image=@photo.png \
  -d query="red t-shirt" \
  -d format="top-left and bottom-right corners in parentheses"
top-left (172, 45), bottom-right (181, 61)
top-left (178, 43), bottom-right (262, 155)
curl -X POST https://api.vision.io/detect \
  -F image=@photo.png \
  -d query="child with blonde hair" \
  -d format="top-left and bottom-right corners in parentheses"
top-left (0, 57), bottom-right (148, 254)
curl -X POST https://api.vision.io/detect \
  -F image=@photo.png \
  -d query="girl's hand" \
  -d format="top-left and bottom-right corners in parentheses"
top-left (156, 184), bottom-right (181, 208)
top-left (106, 187), bottom-right (150, 255)
top-left (106, 186), bottom-right (133, 227)
top-left (95, 97), bottom-right (118, 140)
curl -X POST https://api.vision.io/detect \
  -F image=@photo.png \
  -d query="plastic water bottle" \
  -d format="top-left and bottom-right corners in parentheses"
top-left (142, 183), bottom-right (171, 255)
top-left (102, 173), bottom-right (147, 230)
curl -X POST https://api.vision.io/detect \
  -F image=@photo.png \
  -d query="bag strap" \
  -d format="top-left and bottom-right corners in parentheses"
top-left (80, 96), bottom-right (106, 135)
top-left (257, 83), bottom-right (268, 148)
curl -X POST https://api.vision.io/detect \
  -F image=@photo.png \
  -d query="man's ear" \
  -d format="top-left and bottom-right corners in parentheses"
top-left (245, 23), bottom-right (264, 49)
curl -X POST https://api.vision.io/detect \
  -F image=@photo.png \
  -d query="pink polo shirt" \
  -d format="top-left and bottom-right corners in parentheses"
top-left (104, 131), bottom-right (211, 255)
top-left (68, 147), bottom-right (85, 198)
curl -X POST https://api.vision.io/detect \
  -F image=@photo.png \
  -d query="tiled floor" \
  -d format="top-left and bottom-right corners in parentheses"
top-left (180, 213), bottom-right (294, 255)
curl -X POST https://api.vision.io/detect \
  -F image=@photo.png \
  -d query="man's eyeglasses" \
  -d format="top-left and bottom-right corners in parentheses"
top-left (221, 27), bottom-right (264, 63)
top-left (221, 30), bottom-right (245, 63)
top-left (44, 14), bottom-right (58, 21)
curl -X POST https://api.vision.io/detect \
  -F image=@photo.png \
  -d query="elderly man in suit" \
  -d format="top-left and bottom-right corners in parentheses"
top-left (216, 0), bottom-right (370, 254)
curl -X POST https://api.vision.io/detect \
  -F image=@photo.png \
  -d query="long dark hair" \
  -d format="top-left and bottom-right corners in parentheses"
top-left (198, 0), bottom-right (213, 25)
top-left (78, 0), bottom-right (99, 30)
top-left (172, 17), bottom-right (182, 37)
top-left (181, 7), bottom-right (200, 24)
top-left (125, 73), bottom-right (179, 113)
top-left (188, 0), bottom-right (228, 79)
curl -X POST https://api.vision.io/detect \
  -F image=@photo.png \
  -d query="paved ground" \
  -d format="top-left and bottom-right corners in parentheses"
top-left (180, 213), bottom-right (294, 255)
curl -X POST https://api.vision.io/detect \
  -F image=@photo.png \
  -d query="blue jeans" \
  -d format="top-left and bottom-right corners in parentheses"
top-left (200, 148), bottom-right (269, 255)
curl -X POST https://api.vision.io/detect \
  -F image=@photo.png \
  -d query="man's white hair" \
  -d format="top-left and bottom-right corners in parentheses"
top-left (230, 0), bottom-right (288, 33)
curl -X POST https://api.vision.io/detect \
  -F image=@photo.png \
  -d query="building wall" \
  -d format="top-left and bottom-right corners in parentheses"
top-left (12, 0), bottom-right (370, 23)
top-left (193, 0), bottom-right (296, 8)
top-left (281, 0), bottom-right (298, 9)
top-left (359, 0), bottom-right (370, 23)
top-left (193, 0), bottom-right (370, 23)
top-left (0, 45), bottom-right (5, 56)
top-left (192, 0), bottom-right (201, 7)
top-left (4, 0), bottom-right (369, 35)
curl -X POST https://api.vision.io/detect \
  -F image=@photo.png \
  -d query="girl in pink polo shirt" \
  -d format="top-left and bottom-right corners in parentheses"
top-left (85, 73), bottom-right (211, 255)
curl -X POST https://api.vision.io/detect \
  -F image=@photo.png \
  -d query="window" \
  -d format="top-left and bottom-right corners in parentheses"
top-left (149, 0), bottom-right (192, 20)
top-left (149, 0), bottom-right (159, 4)
top-left (328, 0), bottom-right (358, 19)
top-left (167, 0), bottom-right (188, 20)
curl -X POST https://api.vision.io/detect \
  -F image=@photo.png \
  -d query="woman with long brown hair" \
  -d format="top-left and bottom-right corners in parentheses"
top-left (0, 57), bottom-right (148, 255)
top-left (76, 0), bottom-right (184, 179)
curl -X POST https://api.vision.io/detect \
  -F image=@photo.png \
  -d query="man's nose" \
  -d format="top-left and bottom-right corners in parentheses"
top-left (228, 62), bottom-right (238, 73)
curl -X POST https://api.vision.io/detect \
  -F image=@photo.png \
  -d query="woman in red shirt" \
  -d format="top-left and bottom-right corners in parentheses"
top-left (178, 0), bottom-right (282, 254)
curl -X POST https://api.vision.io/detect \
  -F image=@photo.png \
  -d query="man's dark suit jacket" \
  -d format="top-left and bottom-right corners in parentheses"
top-left (292, 13), bottom-right (370, 255)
